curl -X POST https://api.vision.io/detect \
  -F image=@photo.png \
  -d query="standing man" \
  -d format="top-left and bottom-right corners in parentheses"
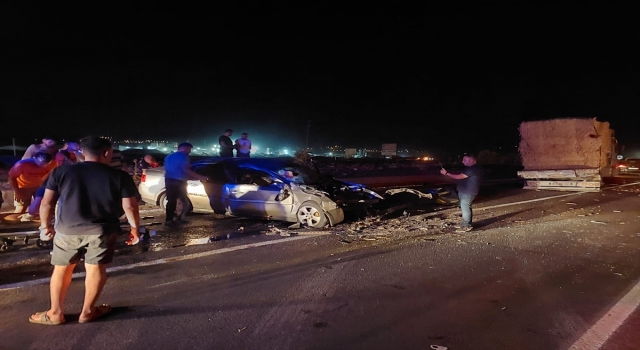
top-left (219, 129), bottom-right (234, 158)
top-left (440, 155), bottom-right (483, 233)
top-left (163, 142), bottom-right (208, 226)
top-left (55, 141), bottom-right (81, 165)
top-left (22, 136), bottom-right (58, 159)
top-left (234, 132), bottom-right (252, 158)
top-left (9, 151), bottom-right (57, 213)
top-left (28, 136), bottom-right (140, 325)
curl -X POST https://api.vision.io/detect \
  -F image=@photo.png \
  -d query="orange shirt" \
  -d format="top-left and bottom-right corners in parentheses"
top-left (8, 159), bottom-right (58, 189)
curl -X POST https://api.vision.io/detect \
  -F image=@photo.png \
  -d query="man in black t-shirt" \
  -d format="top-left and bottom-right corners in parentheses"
top-left (441, 155), bottom-right (483, 233)
top-left (28, 136), bottom-right (141, 326)
top-left (218, 129), bottom-right (234, 158)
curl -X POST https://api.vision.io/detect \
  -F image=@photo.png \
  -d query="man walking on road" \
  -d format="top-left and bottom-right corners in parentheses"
top-left (163, 142), bottom-right (208, 226)
top-left (440, 155), bottom-right (483, 233)
top-left (235, 132), bottom-right (252, 157)
top-left (29, 136), bottom-right (141, 325)
top-left (219, 129), bottom-right (234, 158)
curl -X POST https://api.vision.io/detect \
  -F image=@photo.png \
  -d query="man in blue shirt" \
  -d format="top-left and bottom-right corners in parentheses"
top-left (163, 142), bottom-right (208, 226)
top-left (441, 155), bottom-right (483, 232)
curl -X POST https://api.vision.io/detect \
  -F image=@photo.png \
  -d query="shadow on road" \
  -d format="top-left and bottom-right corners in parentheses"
top-left (473, 209), bottom-right (531, 230)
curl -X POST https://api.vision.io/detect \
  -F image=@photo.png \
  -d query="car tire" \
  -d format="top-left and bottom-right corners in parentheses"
top-left (296, 201), bottom-right (327, 228)
top-left (158, 193), bottom-right (193, 215)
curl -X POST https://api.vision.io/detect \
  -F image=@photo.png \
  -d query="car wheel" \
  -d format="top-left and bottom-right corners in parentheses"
top-left (158, 193), bottom-right (193, 215)
top-left (296, 202), bottom-right (327, 228)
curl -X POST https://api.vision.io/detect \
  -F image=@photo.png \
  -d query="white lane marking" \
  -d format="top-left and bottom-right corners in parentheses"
top-left (0, 233), bottom-right (329, 291)
top-left (569, 279), bottom-right (640, 349)
top-left (2, 182), bottom-right (637, 289)
top-left (475, 192), bottom-right (584, 211)
top-left (475, 181), bottom-right (640, 212)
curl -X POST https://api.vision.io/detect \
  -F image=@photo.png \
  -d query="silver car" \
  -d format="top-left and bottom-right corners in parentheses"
top-left (138, 158), bottom-right (384, 228)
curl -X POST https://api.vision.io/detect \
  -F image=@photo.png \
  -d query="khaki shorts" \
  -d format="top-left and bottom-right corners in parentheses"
top-left (51, 232), bottom-right (118, 266)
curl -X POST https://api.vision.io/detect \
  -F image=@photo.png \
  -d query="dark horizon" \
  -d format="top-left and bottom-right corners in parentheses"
top-left (2, 2), bottom-right (638, 155)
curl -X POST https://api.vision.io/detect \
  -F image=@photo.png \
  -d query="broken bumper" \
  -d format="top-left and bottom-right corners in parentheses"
top-left (324, 207), bottom-right (345, 226)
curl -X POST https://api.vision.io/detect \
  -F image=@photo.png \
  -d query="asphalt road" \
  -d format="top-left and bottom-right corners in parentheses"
top-left (1, 182), bottom-right (640, 349)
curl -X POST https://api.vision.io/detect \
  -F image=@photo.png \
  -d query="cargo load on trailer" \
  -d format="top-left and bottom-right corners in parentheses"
top-left (517, 118), bottom-right (617, 191)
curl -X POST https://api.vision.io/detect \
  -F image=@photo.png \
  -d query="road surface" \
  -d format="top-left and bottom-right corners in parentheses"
top-left (1, 182), bottom-right (639, 349)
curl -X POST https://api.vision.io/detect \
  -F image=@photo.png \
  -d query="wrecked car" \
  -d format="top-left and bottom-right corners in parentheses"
top-left (138, 158), bottom-right (386, 228)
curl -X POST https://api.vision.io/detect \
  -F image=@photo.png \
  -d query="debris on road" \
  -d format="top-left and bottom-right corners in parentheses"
top-left (430, 345), bottom-right (448, 350)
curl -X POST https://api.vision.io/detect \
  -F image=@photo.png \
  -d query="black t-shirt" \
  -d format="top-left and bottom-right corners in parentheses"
top-left (46, 162), bottom-right (139, 235)
top-left (457, 164), bottom-right (483, 195)
top-left (219, 135), bottom-right (234, 156)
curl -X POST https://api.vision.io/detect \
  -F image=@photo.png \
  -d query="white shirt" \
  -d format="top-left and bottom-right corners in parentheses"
top-left (235, 138), bottom-right (252, 154)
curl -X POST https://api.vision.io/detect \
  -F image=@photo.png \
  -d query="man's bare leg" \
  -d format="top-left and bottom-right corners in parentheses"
top-left (35, 264), bottom-right (75, 322)
top-left (80, 263), bottom-right (108, 320)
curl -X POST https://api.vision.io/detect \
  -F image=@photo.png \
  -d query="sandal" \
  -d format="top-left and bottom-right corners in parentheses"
top-left (125, 234), bottom-right (139, 246)
top-left (78, 304), bottom-right (112, 323)
top-left (28, 311), bottom-right (65, 325)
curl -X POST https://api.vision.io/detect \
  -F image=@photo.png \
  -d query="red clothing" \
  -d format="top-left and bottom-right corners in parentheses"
top-left (9, 159), bottom-right (57, 189)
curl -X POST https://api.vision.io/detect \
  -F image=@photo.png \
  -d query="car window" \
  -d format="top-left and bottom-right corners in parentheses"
top-left (236, 169), bottom-right (273, 187)
top-left (195, 163), bottom-right (234, 183)
top-left (276, 165), bottom-right (321, 185)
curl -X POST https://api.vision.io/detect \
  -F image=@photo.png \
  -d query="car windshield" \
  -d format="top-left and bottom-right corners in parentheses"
top-left (227, 159), bottom-right (325, 186)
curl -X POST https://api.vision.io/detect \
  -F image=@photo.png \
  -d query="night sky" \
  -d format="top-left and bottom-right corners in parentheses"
top-left (2, 2), bottom-right (638, 155)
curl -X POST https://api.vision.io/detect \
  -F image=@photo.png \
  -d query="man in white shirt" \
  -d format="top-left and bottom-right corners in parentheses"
top-left (234, 133), bottom-right (252, 158)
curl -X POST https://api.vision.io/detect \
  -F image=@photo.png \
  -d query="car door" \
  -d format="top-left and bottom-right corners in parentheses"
top-left (194, 163), bottom-right (231, 213)
top-left (185, 179), bottom-right (210, 211)
top-left (227, 168), bottom-right (293, 220)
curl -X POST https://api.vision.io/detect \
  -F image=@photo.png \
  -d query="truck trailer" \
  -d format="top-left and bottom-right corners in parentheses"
top-left (517, 118), bottom-right (617, 192)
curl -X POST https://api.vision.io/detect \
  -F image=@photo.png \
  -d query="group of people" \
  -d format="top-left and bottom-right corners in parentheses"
top-left (6, 137), bottom-right (82, 221)
top-left (19, 136), bottom-right (142, 325)
top-left (218, 129), bottom-right (252, 158)
top-left (8, 133), bottom-right (481, 326)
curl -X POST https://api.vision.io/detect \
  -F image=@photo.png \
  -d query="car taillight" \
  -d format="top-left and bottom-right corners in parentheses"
top-left (141, 174), bottom-right (146, 182)
top-left (617, 164), bottom-right (627, 168)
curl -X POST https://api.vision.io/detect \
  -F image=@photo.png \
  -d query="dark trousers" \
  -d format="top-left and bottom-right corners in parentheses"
top-left (237, 152), bottom-right (250, 158)
top-left (165, 178), bottom-right (187, 221)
